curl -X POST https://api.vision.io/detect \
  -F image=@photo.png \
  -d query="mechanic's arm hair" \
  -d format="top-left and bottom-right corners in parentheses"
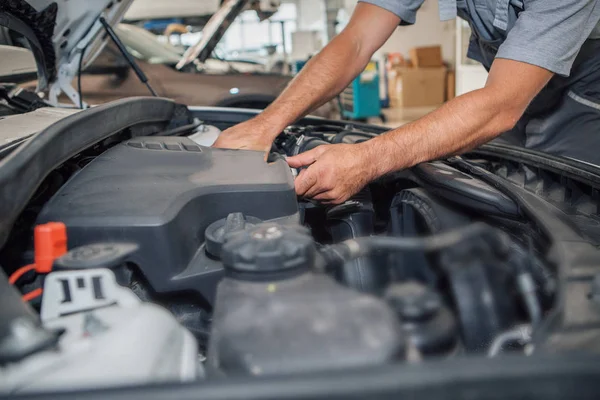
top-left (257, 3), bottom-right (400, 134)
top-left (366, 59), bottom-right (553, 177)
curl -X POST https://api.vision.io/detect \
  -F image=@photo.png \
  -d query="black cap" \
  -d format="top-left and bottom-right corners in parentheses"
top-left (385, 282), bottom-right (442, 322)
top-left (54, 243), bottom-right (138, 270)
top-left (221, 223), bottom-right (315, 281)
top-left (205, 213), bottom-right (262, 259)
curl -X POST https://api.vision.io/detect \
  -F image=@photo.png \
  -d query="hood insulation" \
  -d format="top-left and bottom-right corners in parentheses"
top-left (0, 0), bottom-right (57, 89)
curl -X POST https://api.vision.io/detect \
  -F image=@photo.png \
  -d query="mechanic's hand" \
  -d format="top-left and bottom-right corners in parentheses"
top-left (287, 143), bottom-right (378, 204)
top-left (212, 118), bottom-right (277, 153)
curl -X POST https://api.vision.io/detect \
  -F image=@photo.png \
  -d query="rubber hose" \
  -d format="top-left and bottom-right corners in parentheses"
top-left (332, 130), bottom-right (378, 144)
top-left (328, 222), bottom-right (508, 262)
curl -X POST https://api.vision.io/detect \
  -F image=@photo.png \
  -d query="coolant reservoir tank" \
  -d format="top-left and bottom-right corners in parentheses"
top-left (207, 223), bottom-right (405, 377)
top-left (221, 223), bottom-right (315, 281)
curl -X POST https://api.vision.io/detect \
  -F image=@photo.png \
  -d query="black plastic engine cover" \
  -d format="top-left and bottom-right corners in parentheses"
top-left (37, 137), bottom-right (298, 303)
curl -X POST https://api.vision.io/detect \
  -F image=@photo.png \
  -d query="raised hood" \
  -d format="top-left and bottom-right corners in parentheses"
top-left (0, 0), bottom-right (134, 103)
top-left (0, 0), bottom-right (279, 106)
top-left (176, 0), bottom-right (280, 69)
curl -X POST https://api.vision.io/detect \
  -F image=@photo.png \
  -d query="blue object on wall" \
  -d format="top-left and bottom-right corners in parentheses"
top-left (340, 61), bottom-right (381, 120)
top-left (292, 60), bottom-right (308, 75)
top-left (143, 19), bottom-right (183, 33)
top-left (380, 62), bottom-right (390, 109)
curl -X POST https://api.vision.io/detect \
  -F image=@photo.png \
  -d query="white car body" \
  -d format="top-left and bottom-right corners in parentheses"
top-left (125, 0), bottom-right (280, 21)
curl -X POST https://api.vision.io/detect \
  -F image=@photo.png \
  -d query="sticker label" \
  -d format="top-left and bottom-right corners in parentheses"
top-left (41, 269), bottom-right (136, 321)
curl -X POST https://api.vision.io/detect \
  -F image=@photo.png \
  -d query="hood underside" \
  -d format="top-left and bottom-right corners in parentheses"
top-left (0, 0), bottom-right (133, 90)
top-left (0, 1), bottom-right (57, 89)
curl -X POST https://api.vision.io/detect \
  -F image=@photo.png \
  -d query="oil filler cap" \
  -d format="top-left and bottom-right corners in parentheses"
top-left (221, 223), bottom-right (315, 281)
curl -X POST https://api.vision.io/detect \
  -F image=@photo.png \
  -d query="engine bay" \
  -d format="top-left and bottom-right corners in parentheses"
top-left (3, 102), bottom-right (600, 396)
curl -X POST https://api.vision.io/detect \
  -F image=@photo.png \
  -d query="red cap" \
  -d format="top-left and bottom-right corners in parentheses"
top-left (34, 222), bottom-right (67, 273)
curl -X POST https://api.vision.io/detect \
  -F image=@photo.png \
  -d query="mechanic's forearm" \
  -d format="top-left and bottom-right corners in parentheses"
top-left (365, 88), bottom-right (522, 177)
top-left (256, 31), bottom-right (371, 135)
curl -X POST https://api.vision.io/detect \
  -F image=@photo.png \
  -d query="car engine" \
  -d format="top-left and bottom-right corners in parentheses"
top-left (37, 136), bottom-right (299, 307)
top-left (0, 116), bottom-right (560, 393)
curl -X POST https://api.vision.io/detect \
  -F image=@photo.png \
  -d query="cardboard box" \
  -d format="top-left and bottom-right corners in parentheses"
top-left (446, 70), bottom-right (456, 101)
top-left (388, 67), bottom-right (447, 108)
top-left (409, 46), bottom-right (443, 68)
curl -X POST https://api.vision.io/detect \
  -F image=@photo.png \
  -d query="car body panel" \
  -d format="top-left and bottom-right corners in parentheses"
top-left (77, 61), bottom-right (291, 108)
top-left (125, 0), bottom-right (222, 21)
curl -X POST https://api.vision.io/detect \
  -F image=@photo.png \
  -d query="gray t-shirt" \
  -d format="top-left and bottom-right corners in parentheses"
top-left (360, 0), bottom-right (600, 77)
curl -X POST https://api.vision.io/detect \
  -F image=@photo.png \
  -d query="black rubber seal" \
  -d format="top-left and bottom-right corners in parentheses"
top-left (0, 97), bottom-right (177, 250)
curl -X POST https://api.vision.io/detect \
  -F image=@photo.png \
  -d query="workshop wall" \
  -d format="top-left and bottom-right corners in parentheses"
top-left (341, 0), bottom-right (455, 65)
top-left (297, 0), bottom-right (326, 31)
